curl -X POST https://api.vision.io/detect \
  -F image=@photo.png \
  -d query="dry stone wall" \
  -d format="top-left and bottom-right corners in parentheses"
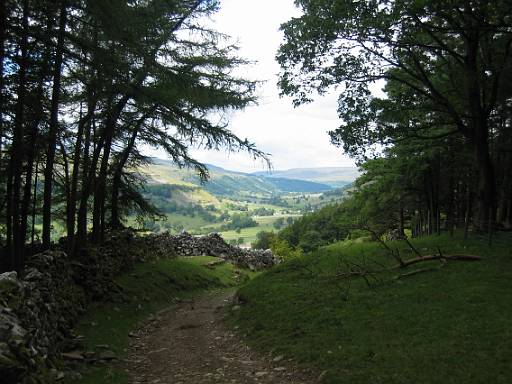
top-left (0, 230), bottom-right (279, 383)
top-left (140, 232), bottom-right (279, 270)
top-left (0, 251), bottom-right (86, 383)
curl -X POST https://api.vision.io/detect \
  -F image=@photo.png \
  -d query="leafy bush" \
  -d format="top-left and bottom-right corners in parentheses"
top-left (251, 231), bottom-right (276, 250)
top-left (220, 213), bottom-right (258, 231)
top-left (251, 207), bottom-right (275, 216)
top-left (273, 217), bottom-right (285, 229)
top-left (270, 237), bottom-right (302, 260)
top-left (278, 203), bottom-right (351, 251)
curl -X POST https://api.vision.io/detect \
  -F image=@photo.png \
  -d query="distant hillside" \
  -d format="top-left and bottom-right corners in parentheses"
top-left (264, 177), bottom-right (333, 193)
top-left (142, 159), bottom-right (333, 199)
top-left (252, 166), bottom-right (360, 187)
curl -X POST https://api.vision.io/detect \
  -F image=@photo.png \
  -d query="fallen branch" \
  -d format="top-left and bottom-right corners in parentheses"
top-left (392, 254), bottom-right (482, 269)
top-left (395, 266), bottom-right (444, 280)
top-left (335, 254), bottom-right (482, 281)
top-left (404, 237), bottom-right (422, 257)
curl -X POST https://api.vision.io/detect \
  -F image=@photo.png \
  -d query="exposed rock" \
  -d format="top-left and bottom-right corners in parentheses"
top-left (97, 349), bottom-right (117, 361)
top-left (0, 250), bottom-right (87, 383)
top-left (61, 351), bottom-right (85, 361)
top-left (273, 355), bottom-right (284, 362)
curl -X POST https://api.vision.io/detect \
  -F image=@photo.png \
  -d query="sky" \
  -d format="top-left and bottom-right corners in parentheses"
top-left (146, 0), bottom-right (356, 172)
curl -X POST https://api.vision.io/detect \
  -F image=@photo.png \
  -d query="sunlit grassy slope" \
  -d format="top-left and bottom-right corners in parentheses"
top-left (230, 232), bottom-right (512, 384)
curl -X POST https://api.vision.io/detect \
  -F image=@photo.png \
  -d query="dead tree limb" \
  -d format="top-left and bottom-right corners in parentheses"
top-left (334, 254), bottom-right (482, 282)
top-left (392, 254), bottom-right (482, 269)
top-left (395, 266), bottom-right (445, 280)
top-left (404, 237), bottom-right (422, 257)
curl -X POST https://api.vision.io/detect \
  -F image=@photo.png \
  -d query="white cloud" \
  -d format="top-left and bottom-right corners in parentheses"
top-left (148, 0), bottom-right (357, 172)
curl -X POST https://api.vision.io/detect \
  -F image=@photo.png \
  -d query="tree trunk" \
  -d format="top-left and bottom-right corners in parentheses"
top-left (6, 0), bottom-right (30, 273)
top-left (92, 128), bottom-right (115, 244)
top-left (67, 95), bottom-right (96, 252)
top-left (75, 116), bottom-right (93, 251)
top-left (471, 125), bottom-right (496, 231)
top-left (20, 133), bottom-right (38, 254)
top-left (496, 147), bottom-right (510, 228)
top-left (77, 56), bottom-right (144, 249)
top-left (464, 182), bottom-right (472, 240)
top-left (42, 0), bottom-right (67, 248)
top-left (61, 141), bottom-right (71, 202)
top-left (446, 175), bottom-right (455, 236)
top-left (20, 13), bottom-right (54, 257)
top-left (398, 200), bottom-right (405, 237)
top-left (92, 94), bottom-right (131, 243)
top-left (0, 0), bottom-right (7, 160)
top-left (75, 25), bottom-right (99, 251)
top-left (424, 169), bottom-right (436, 235)
top-left (463, 20), bottom-right (496, 232)
top-left (76, 123), bottom-right (105, 252)
top-left (111, 117), bottom-right (146, 228)
top-left (31, 161), bottom-right (39, 246)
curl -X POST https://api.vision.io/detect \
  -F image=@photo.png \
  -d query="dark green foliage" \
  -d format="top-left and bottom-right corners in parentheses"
top-left (219, 213), bottom-right (258, 232)
top-left (251, 207), bottom-right (275, 217)
top-left (272, 217), bottom-right (285, 230)
top-left (278, 0), bottom-right (512, 231)
top-left (251, 231), bottom-right (276, 250)
top-left (1, 0), bottom-right (268, 271)
top-left (278, 204), bottom-right (350, 251)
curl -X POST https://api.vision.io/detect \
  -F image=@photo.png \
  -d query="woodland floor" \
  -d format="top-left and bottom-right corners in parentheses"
top-left (119, 290), bottom-right (313, 384)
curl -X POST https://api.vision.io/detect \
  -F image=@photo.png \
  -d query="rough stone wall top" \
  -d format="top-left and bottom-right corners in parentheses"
top-left (141, 231), bottom-right (280, 270)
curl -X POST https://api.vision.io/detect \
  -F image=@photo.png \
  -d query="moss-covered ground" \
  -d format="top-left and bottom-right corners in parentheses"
top-left (230, 232), bottom-right (512, 384)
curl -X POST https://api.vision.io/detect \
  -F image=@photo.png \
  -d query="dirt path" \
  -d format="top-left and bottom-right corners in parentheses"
top-left (121, 290), bottom-right (313, 384)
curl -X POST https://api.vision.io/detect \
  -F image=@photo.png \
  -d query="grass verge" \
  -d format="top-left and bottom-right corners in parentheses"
top-left (230, 232), bottom-right (512, 384)
top-left (71, 256), bottom-right (252, 384)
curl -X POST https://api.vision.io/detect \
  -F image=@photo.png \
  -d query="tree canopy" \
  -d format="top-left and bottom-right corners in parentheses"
top-left (0, 0), bottom-right (268, 272)
top-left (278, 0), bottom-right (512, 232)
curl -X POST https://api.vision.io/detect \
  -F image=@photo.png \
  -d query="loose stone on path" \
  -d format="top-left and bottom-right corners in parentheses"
top-left (121, 291), bottom-right (312, 384)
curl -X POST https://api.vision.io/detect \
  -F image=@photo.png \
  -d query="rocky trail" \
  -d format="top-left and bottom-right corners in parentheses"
top-left (121, 291), bottom-right (313, 384)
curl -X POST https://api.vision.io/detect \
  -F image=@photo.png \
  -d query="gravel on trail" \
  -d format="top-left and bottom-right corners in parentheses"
top-left (121, 291), bottom-right (314, 384)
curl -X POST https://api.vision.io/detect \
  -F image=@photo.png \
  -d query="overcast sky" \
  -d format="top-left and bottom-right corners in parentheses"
top-left (147, 0), bottom-right (356, 172)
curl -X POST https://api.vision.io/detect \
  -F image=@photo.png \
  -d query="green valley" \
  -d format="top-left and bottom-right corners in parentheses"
top-left (129, 159), bottom-right (357, 245)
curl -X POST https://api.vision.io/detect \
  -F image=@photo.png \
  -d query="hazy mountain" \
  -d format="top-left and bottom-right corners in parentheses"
top-left (143, 159), bottom-right (333, 198)
top-left (252, 166), bottom-right (360, 187)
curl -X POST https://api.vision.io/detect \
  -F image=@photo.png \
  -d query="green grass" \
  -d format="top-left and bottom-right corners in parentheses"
top-left (198, 215), bottom-right (295, 244)
top-left (73, 256), bottom-right (251, 384)
top-left (125, 213), bottom-right (212, 233)
top-left (161, 213), bottom-right (210, 229)
top-left (230, 232), bottom-right (512, 384)
top-left (254, 214), bottom-right (298, 225)
top-left (215, 215), bottom-right (297, 244)
top-left (217, 223), bottom-right (274, 243)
